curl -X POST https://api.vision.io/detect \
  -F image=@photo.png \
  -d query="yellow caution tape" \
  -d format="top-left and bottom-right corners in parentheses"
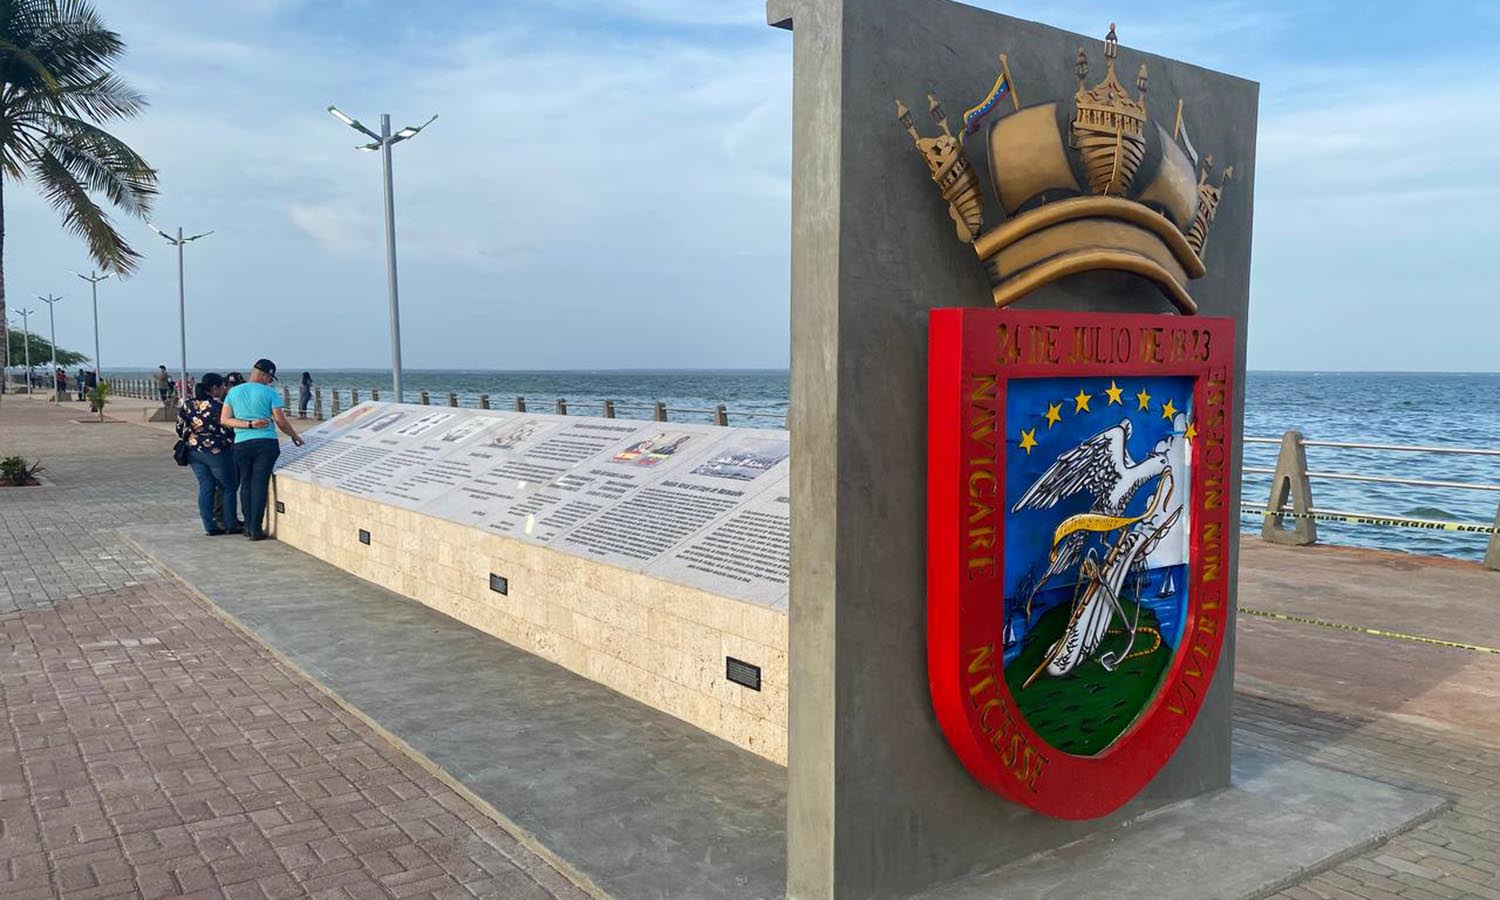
top-left (1238, 607), bottom-right (1500, 656)
top-left (1242, 507), bottom-right (1500, 536)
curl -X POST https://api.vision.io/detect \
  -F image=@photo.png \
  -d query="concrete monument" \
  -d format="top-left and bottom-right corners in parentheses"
top-left (775, 2), bottom-right (1435, 898)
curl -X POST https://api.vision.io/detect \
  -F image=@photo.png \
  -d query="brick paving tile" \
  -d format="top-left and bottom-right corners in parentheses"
top-left (0, 572), bottom-right (589, 898)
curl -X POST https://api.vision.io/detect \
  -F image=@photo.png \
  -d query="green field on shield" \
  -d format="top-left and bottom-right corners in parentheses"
top-left (1005, 596), bottom-right (1172, 756)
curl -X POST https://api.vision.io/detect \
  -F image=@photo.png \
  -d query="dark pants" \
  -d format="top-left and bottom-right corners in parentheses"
top-left (189, 448), bottom-right (239, 533)
top-left (234, 438), bottom-right (280, 538)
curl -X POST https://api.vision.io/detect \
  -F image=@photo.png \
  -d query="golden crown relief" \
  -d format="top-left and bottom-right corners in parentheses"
top-left (897, 24), bottom-right (1234, 315)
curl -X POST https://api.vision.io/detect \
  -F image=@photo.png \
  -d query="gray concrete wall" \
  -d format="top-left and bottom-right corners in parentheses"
top-left (774, 1), bottom-right (1258, 897)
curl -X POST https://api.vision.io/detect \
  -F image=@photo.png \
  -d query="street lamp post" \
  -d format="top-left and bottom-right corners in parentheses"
top-left (74, 271), bottom-right (111, 421)
top-left (37, 295), bottom-right (62, 401)
top-left (327, 105), bottom-right (438, 403)
top-left (149, 224), bottom-right (213, 402)
top-left (14, 307), bottom-right (34, 395)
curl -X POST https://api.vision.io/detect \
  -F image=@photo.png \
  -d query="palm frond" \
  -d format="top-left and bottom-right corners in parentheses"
top-left (21, 73), bottom-right (148, 122)
top-left (1, 0), bottom-right (155, 274)
top-left (44, 133), bottom-right (155, 217)
top-left (27, 148), bottom-right (144, 275)
top-left (7, 0), bottom-right (126, 91)
top-left (0, 35), bottom-right (60, 91)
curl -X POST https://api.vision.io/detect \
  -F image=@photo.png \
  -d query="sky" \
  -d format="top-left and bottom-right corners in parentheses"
top-left (5, 0), bottom-right (1497, 372)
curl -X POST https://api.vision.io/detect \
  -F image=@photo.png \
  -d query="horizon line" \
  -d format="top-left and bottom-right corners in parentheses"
top-left (73, 365), bottom-right (1500, 376)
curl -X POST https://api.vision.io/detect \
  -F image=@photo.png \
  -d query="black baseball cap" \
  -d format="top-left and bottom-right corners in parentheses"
top-left (253, 358), bottom-right (277, 381)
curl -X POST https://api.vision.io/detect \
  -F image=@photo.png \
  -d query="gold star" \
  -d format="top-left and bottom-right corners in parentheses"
top-left (1136, 387), bottom-right (1151, 411)
top-left (1161, 398), bottom-right (1178, 420)
top-left (1104, 380), bottom-right (1124, 406)
top-left (1073, 389), bottom-right (1092, 413)
top-left (1019, 428), bottom-right (1038, 454)
top-left (1184, 421), bottom-right (1198, 441)
top-left (1044, 402), bottom-right (1063, 429)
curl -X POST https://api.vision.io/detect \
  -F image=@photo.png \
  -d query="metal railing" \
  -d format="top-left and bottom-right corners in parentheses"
top-left (101, 377), bottom-right (790, 429)
top-left (19, 373), bottom-right (1497, 566)
top-left (1246, 430), bottom-right (1500, 569)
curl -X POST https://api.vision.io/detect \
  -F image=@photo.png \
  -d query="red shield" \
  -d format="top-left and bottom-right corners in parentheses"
top-left (927, 308), bottom-right (1235, 819)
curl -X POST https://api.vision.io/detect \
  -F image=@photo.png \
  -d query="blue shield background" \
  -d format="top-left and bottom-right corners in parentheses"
top-left (1001, 374), bottom-right (1193, 666)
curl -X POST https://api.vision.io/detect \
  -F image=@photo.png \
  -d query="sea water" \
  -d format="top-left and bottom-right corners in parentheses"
top-left (102, 368), bottom-right (1500, 561)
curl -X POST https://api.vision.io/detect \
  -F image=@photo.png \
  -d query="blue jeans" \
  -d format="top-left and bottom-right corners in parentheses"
top-left (189, 448), bottom-right (239, 532)
top-left (234, 438), bottom-right (280, 538)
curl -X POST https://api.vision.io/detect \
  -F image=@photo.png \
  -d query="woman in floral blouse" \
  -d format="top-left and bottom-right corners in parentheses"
top-left (176, 372), bottom-right (243, 535)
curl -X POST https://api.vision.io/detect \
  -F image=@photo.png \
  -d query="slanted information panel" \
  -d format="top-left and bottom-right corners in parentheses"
top-left (275, 403), bottom-right (790, 608)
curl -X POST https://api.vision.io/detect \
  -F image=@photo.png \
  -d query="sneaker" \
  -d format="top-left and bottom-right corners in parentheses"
top-left (206, 528), bottom-right (226, 536)
top-left (226, 525), bottom-right (245, 535)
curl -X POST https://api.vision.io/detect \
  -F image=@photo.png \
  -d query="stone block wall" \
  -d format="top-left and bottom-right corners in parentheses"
top-left (272, 476), bottom-right (789, 763)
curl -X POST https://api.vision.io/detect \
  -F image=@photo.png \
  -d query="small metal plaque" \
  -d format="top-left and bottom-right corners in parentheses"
top-left (275, 501), bottom-right (286, 513)
top-left (489, 573), bottom-right (509, 595)
top-left (726, 657), bottom-right (761, 691)
top-left (358, 529), bottom-right (371, 545)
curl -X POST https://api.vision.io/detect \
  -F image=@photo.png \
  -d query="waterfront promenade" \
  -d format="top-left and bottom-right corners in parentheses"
top-left (0, 395), bottom-right (586, 899)
top-left (2, 391), bottom-right (1499, 899)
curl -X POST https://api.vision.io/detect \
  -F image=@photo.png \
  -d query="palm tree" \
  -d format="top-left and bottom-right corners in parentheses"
top-left (0, 0), bottom-right (157, 389)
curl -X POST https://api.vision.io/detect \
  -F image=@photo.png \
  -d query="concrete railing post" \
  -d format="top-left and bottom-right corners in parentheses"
top-left (331, 389), bottom-right (341, 416)
top-left (516, 396), bottom-right (526, 412)
top-left (1262, 429), bottom-right (1316, 546)
top-left (479, 394), bottom-right (490, 410)
top-left (282, 386), bottom-right (292, 409)
top-left (714, 404), bottom-right (728, 426)
top-left (420, 390), bottom-right (430, 405)
top-left (556, 398), bottom-right (568, 415)
top-left (351, 389), bottom-right (360, 405)
top-left (604, 399), bottom-right (616, 418)
top-left (448, 392), bottom-right (459, 407)
top-left (371, 389), bottom-right (380, 402)
top-left (654, 401), bottom-right (667, 422)
top-left (313, 388), bottom-right (323, 420)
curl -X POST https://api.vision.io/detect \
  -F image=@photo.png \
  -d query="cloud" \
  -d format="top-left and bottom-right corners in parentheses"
top-left (287, 202), bottom-right (371, 254)
top-left (1, 2), bottom-right (795, 370)
top-left (7, 0), bottom-right (1495, 374)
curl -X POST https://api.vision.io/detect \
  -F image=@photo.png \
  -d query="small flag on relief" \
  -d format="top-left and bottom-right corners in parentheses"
top-left (962, 72), bottom-right (1010, 135)
top-left (1173, 99), bottom-right (1200, 166)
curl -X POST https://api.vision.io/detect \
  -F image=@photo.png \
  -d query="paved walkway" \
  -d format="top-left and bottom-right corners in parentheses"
top-left (0, 395), bottom-right (588, 899)
top-left (124, 520), bottom-right (786, 900)
top-left (4, 390), bottom-right (1500, 899)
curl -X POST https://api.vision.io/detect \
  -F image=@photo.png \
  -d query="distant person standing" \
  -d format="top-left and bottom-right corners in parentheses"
top-left (84, 368), bottom-right (98, 398)
top-left (55, 368), bottom-right (66, 401)
top-left (154, 365), bottom-right (170, 403)
top-left (221, 359), bottom-right (304, 541)
top-left (298, 371), bottom-right (313, 418)
top-left (75, 368), bottom-right (86, 401)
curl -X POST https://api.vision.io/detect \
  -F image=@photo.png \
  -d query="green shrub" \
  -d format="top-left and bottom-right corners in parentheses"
top-left (87, 380), bottom-right (112, 414)
top-left (0, 456), bottom-right (44, 486)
